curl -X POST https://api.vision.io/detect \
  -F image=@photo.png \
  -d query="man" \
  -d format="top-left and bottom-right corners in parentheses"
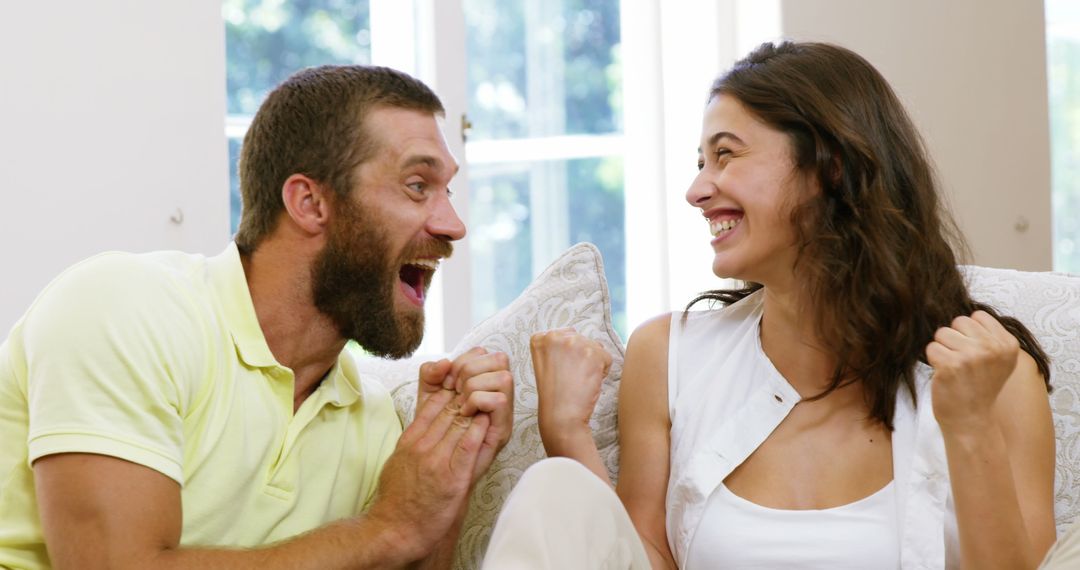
top-left (0, 65), bottom-right (513, 569)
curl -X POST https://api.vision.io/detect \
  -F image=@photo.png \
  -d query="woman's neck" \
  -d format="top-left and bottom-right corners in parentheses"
top-left (758, 286), bottom-right (844, 399)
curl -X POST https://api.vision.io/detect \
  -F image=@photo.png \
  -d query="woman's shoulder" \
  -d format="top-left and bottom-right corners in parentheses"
top-left (674, 291), bottom-right (765, 340)
top-left (630, 312), bottom-right (674, 342)
top-left (623, 313), bottom-right (673, 366)
top-left (621, 314), bottom-right (673, 413)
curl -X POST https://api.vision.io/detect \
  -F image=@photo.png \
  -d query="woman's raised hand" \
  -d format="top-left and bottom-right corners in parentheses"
top-left (926, 310), bottom-right (1021, 433)
top-left (530, 328), bottom-right (613, 458)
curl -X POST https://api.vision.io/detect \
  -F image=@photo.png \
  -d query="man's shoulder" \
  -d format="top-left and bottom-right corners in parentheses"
top-left (20, 249), bottom-right (216, 347)
top-left (60, 249), bottom-right (207, 288)
top-left (44, 249), bottom-right (207, 304)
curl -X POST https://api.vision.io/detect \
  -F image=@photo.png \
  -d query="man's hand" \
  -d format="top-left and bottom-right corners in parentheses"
top-left (364, 389), bottom-right (488, 563)
top-left (530, 328), bottom-right (612, 457)
top-left (418, 348), bottom-right (514, 480)
top-left (927, 310), bottom-right (1021, 433)
top-left (417, 358), bottom-right (454, 412)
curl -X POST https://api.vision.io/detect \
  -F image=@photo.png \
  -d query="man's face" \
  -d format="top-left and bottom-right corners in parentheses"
top-left (312, 107), bottom-right (465, 358)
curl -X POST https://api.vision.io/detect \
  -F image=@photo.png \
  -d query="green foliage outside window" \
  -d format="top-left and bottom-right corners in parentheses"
top-left (225, 0), bottom-right (371, 232)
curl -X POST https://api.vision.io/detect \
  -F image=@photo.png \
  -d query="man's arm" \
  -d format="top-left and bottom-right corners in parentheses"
top-left (35, 389), bottom-right (485, 570)
top-left (530, 328), bottom-right (613, 482)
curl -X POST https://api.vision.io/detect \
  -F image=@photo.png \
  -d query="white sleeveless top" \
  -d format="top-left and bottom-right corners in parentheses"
top-left (666, 291), bottom-right (958, 569)
top-left (687, 480), bottom-right (899, 569)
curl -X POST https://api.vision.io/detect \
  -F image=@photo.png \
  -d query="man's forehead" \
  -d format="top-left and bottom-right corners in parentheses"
top-left (400, 152), bottom-right (461, 176)
top-left (365, 107), bottom-right (457, 170)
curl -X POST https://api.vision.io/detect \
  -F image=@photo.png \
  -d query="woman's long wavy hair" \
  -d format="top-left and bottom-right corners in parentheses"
top-left (689, 41), bottom-right (1050, 429)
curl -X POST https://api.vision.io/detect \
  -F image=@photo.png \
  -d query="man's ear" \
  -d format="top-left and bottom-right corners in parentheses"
top-left (281, 174), bottom-right (332, 235)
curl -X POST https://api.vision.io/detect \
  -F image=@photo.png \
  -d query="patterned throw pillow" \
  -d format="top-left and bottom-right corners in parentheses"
top-left (963, 265), bottom-right (1080, 536)
top-left (366, 242), bottom-right (625, 569)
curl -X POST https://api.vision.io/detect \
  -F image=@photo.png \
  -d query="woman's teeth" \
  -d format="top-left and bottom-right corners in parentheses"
top-left (710, 217), bottom-right (742, 236)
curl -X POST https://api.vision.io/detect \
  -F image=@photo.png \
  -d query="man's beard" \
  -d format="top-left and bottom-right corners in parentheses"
top-left (311, 199), bottom-right (446, 359)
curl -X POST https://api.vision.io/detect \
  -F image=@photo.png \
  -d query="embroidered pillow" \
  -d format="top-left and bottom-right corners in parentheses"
top-left (360, 242), bottom-right (624, 568)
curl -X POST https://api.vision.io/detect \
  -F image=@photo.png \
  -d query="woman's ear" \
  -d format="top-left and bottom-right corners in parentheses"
top-left (281, 174), bottom-right (332, 235)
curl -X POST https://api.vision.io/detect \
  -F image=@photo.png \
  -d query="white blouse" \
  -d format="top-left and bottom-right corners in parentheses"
top-left (666, 291), bottom-right (958, 569)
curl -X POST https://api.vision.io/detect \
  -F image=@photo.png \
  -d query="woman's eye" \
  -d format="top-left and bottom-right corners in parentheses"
top-left (698, 148), bottom-right (731, 171)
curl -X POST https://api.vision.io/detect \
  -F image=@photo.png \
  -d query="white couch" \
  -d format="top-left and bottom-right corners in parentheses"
top-left (357, 242), bottom-right (1080, 569)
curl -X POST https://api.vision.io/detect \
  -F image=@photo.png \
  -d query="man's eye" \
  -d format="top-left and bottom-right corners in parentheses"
top-left (406, 182), bottom-right (425, 193)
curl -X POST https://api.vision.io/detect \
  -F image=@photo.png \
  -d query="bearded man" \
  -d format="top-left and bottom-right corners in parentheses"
top-left (0, 65), bottom-right (513, 570)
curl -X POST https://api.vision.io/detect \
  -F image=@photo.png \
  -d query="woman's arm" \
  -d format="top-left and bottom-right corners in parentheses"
top-left (616, 315), bottom-right (679, 570)
top-left (531, 328), bottom-right (614, 481)
top-left (928, 311), bottom-right (1056, 569)
top-left (531, 316), bottom-right (679, 569)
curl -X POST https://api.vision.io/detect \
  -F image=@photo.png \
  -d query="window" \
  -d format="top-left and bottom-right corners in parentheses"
top-left (224, 0), bottom-right (372, 232)
top-left (1047, 0), bottom-right (1080, 272)
top-left (463, 0), bottom-right (627, 335)
top-left (222, 0), bottom-right (732, 352)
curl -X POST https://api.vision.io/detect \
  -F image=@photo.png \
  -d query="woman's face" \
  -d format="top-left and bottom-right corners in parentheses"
top-left (686, 94), bottom-right (816, 289)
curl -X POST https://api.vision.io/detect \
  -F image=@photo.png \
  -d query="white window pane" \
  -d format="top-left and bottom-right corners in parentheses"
top-left (1047, 0), bottom-right (1080, 272)
top-left (465, 0), bottom-right (622, 141)
top-left (465, 0), bottom-right (627, 337)
top-left (469, 157), bottom-right (627, 337)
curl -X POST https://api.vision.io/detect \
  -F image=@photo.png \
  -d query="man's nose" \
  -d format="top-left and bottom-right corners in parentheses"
top-left (427, 192), bottom-right (467, 241)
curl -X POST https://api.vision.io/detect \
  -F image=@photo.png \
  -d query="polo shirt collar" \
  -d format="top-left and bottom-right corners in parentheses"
top-left (207, 243), bottom-right (278, 368)
top-left (325, 352), bottom-right (363, 407)
top-left (207, 243), bottom-right (363, 408)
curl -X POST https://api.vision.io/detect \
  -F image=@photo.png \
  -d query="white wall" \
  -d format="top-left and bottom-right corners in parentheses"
top-left (780, 0), bottom-right (1052, 271)
top-left (0, 1), bottom-right (229, 334)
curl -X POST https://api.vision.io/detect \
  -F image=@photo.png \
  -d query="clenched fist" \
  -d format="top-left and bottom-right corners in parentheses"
top-left (926, 310), bottom-right (1021, 433)
top-left (530, 328), bottom-right (612, 457)
top-left (416, 348), bottom-right (514, 482)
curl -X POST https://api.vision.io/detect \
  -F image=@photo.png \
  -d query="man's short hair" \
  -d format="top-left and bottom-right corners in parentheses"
top-left (234, 65), bottom-right (445, 253)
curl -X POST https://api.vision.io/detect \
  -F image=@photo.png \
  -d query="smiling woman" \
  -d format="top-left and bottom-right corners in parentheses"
top-left (510, 40), bottom-right (1058, 570)
top-left (688, 93), bottom-right (813, 286)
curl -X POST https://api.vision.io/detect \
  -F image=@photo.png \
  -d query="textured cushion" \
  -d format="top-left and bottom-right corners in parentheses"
top-left (357, 242), bottom-right (624, 569)
top-left (963, 266), bottom-right (1080, 536)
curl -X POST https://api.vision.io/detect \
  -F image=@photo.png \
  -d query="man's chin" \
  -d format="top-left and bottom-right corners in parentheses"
top-left (349, 313), bottom-right (425, 360)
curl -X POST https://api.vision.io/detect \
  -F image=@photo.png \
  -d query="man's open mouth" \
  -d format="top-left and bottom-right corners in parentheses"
top-left (398, 258), bottom-right (439, 306)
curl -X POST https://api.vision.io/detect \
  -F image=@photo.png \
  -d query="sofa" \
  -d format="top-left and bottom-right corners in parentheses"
top-left (356, 242), bottom-right (1080, 569)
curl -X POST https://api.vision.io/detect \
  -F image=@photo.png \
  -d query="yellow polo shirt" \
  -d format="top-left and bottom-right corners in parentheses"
top-left (0, 244), bottom-right (402, 569)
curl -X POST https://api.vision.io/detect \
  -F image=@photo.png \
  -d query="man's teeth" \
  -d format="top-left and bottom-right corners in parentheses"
top-left (709, 218), bottom-right (742, 236)
top-left (406, 258), bottom-right (440, 271)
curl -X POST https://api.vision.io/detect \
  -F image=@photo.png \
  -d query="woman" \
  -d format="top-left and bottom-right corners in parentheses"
top-left (519, 41), bottom-right (1056, 569)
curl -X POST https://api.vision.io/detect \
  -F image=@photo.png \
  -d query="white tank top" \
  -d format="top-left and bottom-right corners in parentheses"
top-left (667, 291), bottom-right (914, 568)
top-left (686, 480), bottom-right (900, 569)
